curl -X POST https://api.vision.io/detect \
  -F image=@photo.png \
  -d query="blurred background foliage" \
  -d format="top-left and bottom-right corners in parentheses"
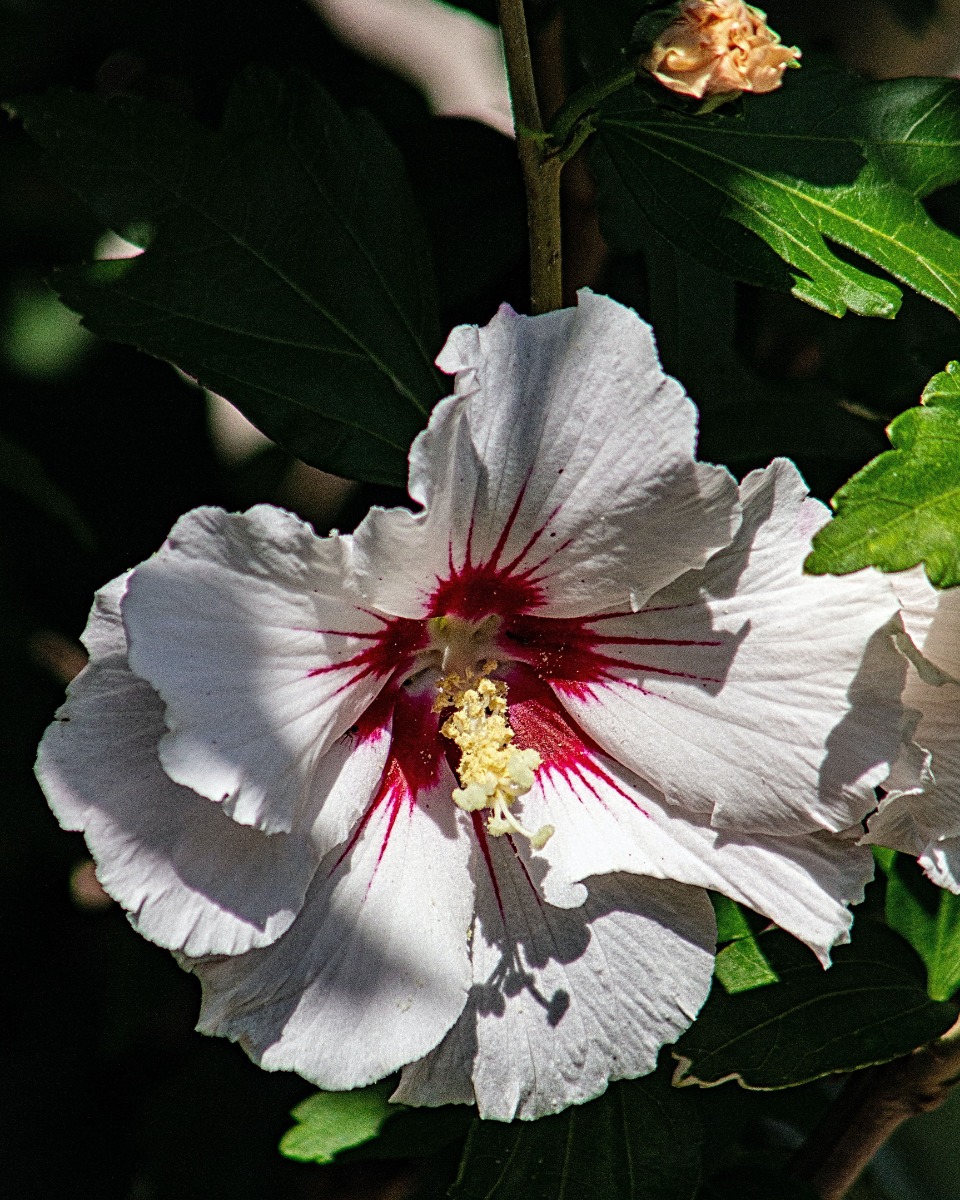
top-left (4, 1), bottom-right (960, 1197)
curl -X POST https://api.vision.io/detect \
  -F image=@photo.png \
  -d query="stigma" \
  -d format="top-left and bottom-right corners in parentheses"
top-left (434, 661), bottom-right (553, 850)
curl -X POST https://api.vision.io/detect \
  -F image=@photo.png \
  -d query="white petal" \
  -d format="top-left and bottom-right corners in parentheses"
top-left (353, 291), bottom-right (739, 620)
top-left (892, 566), bottom-right (960, 684)
top-left (506, 684), bottom-right (869, 963)
top-left (394, 841), bottom-right (715, 1121)
top-left (124, 505), bottom-right (424, 834)
top-left (35, 575), bottom-right (337, 958)
top-left (867, 674), bottom-right (960, 863)
top-left (557, 459), bottom-right (904, 834)
top-left (188, 695), bottom-right (474, 1090)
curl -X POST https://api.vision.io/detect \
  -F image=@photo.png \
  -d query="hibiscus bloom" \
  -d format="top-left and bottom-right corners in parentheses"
top-left (37, 292), bottom-right (905, 1121)
top-left (866, 569), bottom-right (960, 889)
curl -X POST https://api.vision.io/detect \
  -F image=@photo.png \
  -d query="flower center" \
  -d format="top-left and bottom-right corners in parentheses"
top-left (429, 618), bottom-right (552, 849)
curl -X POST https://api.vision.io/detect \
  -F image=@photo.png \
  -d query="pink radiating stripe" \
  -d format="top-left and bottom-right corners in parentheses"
top-left (501, 613), bottom-right (724, 696)
top-left (507, 669), bottom-right (650, 817)
top-left (306, 615), bottom-right (428, 694)
top-left (331, 690), bottom-right (445, 885)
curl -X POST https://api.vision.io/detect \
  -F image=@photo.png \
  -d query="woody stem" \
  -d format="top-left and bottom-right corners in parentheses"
top-left (496, 0), bottom-right (563, 314)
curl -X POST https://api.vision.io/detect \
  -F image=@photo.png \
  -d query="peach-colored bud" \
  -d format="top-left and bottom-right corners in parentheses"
top-left (643, 1), bottom-right (800, 100)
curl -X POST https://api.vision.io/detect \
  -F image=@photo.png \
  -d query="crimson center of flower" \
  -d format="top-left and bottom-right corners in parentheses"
top-left (427, 615), bottom-right (553, 850)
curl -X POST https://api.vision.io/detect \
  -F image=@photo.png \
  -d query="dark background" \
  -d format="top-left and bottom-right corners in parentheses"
top-left (2, 3), bottom-right (959, 1197)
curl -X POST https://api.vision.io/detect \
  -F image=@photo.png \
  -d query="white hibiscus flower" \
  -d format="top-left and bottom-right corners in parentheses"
top-left (37, 292), bottom-right (906, 1121)
top-left (866, 569), bottom-right (960, 890)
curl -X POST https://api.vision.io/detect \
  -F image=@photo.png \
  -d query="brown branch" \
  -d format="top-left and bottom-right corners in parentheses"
top-left (792, 1017), bottom-right (960, 1199)
top-left (496, 0), bottom-right (562, 314)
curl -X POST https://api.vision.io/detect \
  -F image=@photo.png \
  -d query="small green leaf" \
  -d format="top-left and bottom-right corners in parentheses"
top-left (279, 1083), bottom-right (397, 1164)
top-left (449, 1069), bottom-right (702, 1200)
top-left (712, 893), bottom-right (759, 943)
top-left (805, 362), bottom-right (960, 586)
top-left (882, 852), bottom-right (960, 1002)
top-left (593, 67), bottom-right (960, 319)
top-left (673, 919), bottom-right (958, 1089)
top-left (10, 69), bottom-right (444, 485)
top-left (714, 938), bottom-right (780, 995)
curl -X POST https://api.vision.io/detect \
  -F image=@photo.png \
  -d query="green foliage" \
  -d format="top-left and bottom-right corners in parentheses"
top-left (280, 1083), bottom-right (473, 1166)
top-left (700, 1165), bottom-right (820, 1199)
top-left (881, 851), bottom-right (960, 1002)
top-left (638, 229), bottom-right (888, 469)
top-left (673, 919), bottom-right (958, 1089)
top-left (449, 1069), bottom-right (702, 1200)
top-left (806, 361), bottom-right (960, 586)
top-left (2, 280), bottom-right (95, 380)
top-left (279, 1083), bottom-right (396, 1164)
top-left (10, 69), bottom-right (445, 486)
top-left (592, 67), bottom-right (960, 319)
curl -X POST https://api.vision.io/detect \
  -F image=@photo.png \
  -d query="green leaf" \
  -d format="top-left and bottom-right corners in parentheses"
top-left (10, 69), bottom-right (444, 486)
top-left (279, 1083), bottom-right (397, 1164)
top-left (714, 938), bottom-right (780, 995)
top-left (636, 227), bottom-right (889, 468)
top-left (449, 1069), bottom-right (702, 1200)
top-left (882, 852), bottom-right (960, 1002)
top-left (593, 67), bottom-right (960, 319)
top-left (673, 919), bottom-right (958, 1089)
top-left (280, 1085), bottom-right (473, 1166)
top-left (700, 1165), bottom-right (820, 1199)
top-left (805, 361), bottom-right (960, 586)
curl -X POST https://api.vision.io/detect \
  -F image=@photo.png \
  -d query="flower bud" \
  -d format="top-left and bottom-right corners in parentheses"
top-left (643, 0), bottom-right (800, 100)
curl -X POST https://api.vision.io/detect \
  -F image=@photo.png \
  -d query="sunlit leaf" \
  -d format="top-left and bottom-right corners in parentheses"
top-left (882, 851), bottom-right (960, 1002)
top-left (279, 1083), bottom-right (396, 1164)
top-left (805, 362), bottom-right (960, 586)
top-left (593, 67), bottom-right (960, 319)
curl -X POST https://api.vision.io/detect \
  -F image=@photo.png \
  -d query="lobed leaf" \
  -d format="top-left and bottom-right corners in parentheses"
top-left (805, 361), bottom-right (960, 586)
top-left (10, 69), bottom-right (445, 485)
top-left (593, 68), bottom-right (960, 320)
top-left (673, 919), bottom-right (957, 1089)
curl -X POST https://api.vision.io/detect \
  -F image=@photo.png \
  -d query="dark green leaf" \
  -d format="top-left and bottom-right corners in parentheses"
top-left (700, 1164), bottom-right (820, 1199)
top-left (882, 852), bottom-right (960, 1002)
top-left (0, 426), bottom-right (94, 549)
top-left (10, 69), bottom-right (444, 485)
top-left (279, 1083), bottom-right (396, 1164)
top-left (593, 67), bottom-right (960, 319)
top-left (339, 1104), bottom-right (474, 1162)
top-left (673, 920), bottom-right (958, 1089)
top-left (635, 229), bottom-right (888, 467)
top-left (805, 361), bottom-right (960, 586)
top-left (449, 1069), bottom-right (702, 1200)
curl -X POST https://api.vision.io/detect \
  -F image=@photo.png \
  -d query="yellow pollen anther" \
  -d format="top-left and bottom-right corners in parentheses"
top-left (435, 664), bottom-right (552, 850)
